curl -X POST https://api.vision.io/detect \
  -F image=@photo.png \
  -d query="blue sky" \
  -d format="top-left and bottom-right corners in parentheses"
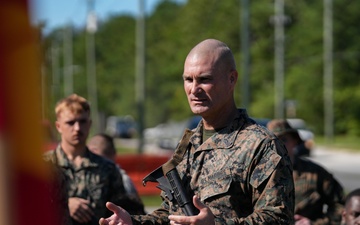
top-left (31, 0), bottom-right (185, 33)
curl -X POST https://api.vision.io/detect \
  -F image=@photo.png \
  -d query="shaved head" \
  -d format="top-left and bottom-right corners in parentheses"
top-left (183, 39), bottom-right (238, 129)
top-left (186, 39), bottom-right (236, 73)
top-left (88, 133), bottom-right (116, 161)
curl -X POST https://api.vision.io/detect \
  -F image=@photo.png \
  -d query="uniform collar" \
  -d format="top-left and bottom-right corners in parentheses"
top-left (190, 109), bottom-right (249, 151)
top-left (54, 144), bottom-right (100, 168)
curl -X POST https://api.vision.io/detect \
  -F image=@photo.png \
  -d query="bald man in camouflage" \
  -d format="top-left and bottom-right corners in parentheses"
top-left (99, 39), bottom-right (295, 225)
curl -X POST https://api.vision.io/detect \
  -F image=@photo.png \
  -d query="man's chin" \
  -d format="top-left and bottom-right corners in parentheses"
top-left (72, 139), bottom-right (86, 146)
top-left (190, 106), bottom-right (208, 115)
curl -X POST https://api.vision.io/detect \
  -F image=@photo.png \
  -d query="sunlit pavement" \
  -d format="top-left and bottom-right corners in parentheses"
top-left (309, 146), bottom-right (360, 193)
top-left (115, 138), bottom-right (175, 156)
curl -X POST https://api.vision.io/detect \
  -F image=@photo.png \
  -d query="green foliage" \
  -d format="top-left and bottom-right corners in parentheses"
top-left (42, 0), bottom-right (360, 138)
top-left (95, 15), bottom-right (137, 117)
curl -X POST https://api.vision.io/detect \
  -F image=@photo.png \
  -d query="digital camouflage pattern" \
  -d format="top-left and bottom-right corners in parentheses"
top-left (293, 157), bottom-right (345, 225)
top-left (132, 109), bottom-right (295, 225)
top-left (44, 146), bottom-right (140, 225)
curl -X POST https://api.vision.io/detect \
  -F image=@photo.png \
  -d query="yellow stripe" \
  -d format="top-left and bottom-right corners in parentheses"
top-left (1, 1), bottom-right (49, 179)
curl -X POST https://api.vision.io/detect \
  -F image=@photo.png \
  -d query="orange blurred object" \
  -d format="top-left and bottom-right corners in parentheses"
top-left (116, 154), bottom-right (170, 196)
top-left (0, 0), bottom-right (62, 225)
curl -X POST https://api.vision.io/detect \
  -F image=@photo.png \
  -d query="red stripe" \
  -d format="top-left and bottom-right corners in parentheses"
top-left (14, 171), bottom-right (62, 225)
top-left (0, 0), bottom-right (62, 224)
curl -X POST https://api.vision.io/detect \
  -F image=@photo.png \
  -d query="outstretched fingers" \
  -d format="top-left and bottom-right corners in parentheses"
top-left (98, 202), bottom-right (133, 225)
top-left (106, 202), bottom-right (122, 214)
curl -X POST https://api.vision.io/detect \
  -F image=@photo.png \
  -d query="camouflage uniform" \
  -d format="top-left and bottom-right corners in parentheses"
top-left (132, 109), bottom-right (295, 224)
top-left (44, 145), bottom-right (139, 225)
top-left (294, 157), bottom-right (344, 225)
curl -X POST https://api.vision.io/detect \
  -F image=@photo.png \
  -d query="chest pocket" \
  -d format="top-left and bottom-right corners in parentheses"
top-left (88, 183), bottom-right (104, 200)
top-left (199, 172), bottom-right (232, 202)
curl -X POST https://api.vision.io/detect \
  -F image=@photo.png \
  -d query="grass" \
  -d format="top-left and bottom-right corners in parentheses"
top-left (315, 135), bottom-right (360, 153)
top-left (140, 195), bottom-right (163, 206)
top-left (116, 146), bottom-right (138, 154)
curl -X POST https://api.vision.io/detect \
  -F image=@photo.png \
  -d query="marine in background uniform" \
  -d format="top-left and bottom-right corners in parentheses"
top-left (87, 133), bottom-right (146, 215)
top-left (268, 119), bottom-right (344, 225)
top-left (45, 94), bottom-right (143, 225)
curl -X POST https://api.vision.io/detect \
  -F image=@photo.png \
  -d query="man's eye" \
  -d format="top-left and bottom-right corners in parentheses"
top-left (79, 119), bottom-right (86, 123)
top-left (66, 121), bottom-right (75, 126)
top-left (200, 77), bottom-right (211, 82)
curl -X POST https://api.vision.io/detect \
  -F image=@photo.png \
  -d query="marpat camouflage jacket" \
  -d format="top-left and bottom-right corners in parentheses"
top-left (132, 109), bottom-right (295, 225)
top-left (293, 156), bottom-right (344, 225)
top-left (44, 146), bottom-right (135, 225)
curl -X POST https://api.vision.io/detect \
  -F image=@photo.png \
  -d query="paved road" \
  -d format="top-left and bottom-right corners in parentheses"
top-left (309, 146), bottom-right (360, 193)
top-left (115, 138), bottom-right (175, 156)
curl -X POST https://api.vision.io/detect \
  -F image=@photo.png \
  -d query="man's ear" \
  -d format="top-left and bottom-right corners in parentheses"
top-left (55, 121), bottom-right (61, 133)
top-left (230, 70), bottom-right (238, 84)
top-left (341, 209), bottom-right (346, 221)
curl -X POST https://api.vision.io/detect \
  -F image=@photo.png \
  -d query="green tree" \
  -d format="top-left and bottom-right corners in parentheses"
top-left (41, 0), bottom-right (360, 138)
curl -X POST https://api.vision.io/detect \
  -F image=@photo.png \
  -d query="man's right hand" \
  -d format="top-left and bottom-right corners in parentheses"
top-left (99, 202), bottom-right (133, 225)
top-left (68, 197), bottom-right (94, 223)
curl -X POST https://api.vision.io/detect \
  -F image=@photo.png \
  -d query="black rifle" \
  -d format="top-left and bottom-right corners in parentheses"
top-left (142, 129), bottom-right (198, 216)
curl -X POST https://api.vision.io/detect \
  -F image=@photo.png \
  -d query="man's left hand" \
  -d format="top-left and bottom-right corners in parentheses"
top-left (168, 196), bottom-right (215, 225)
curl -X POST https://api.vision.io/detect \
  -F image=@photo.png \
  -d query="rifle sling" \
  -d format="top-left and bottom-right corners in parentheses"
top-left (162, 129), bottom-right (193, 174)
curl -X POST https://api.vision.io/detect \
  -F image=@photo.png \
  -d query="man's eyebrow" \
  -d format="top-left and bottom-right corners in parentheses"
top-left (183, 73), bottom-right (212, 79)
top-left (198, 73), bottom-right (212, 78)
top-left (64, 118), bottom-right (88, 123)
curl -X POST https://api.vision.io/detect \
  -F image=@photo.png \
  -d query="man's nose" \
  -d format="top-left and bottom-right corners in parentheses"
top-left (191, 81), bottom-right (201, 94)
top-left (73, 121), bottom-right (81, 130)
